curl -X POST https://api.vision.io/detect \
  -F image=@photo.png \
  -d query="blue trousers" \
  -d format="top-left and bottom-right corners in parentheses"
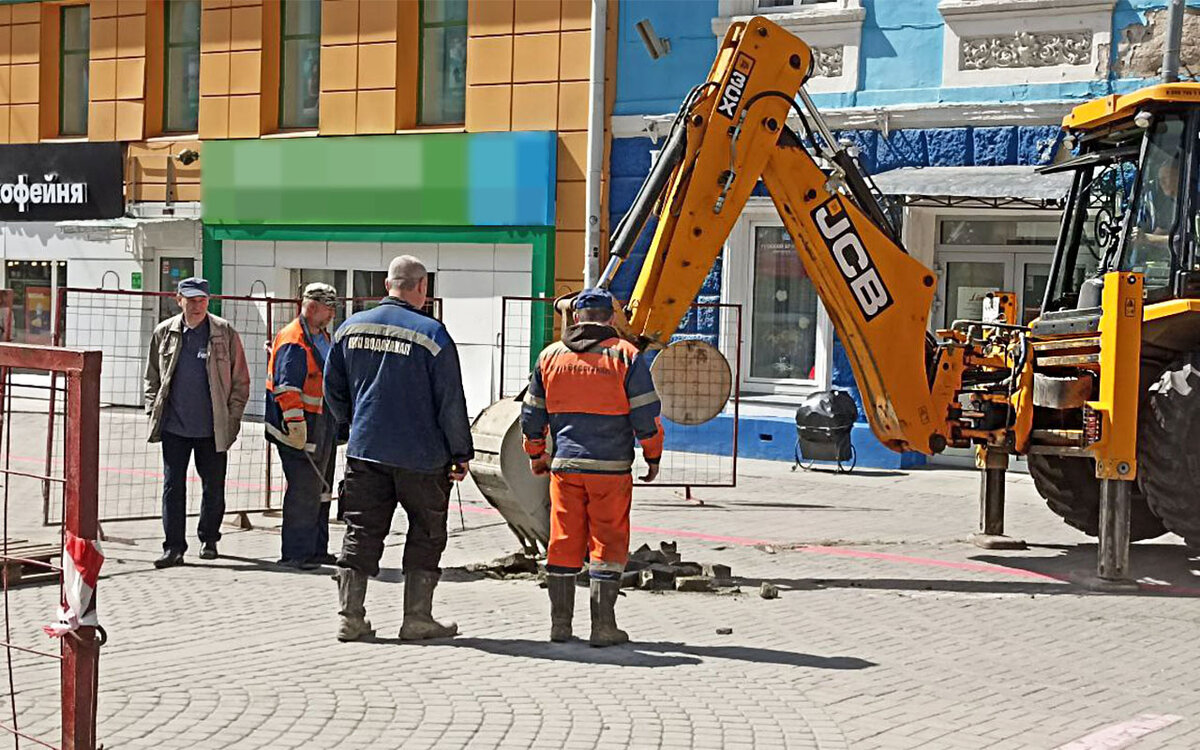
top-left (277, 440), bottom-right (335, 563)
top-left (161, 432), bottom-right (227, 553)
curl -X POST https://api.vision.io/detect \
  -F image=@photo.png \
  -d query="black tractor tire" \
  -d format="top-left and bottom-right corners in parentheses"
top-left (1027, 453), bottom-right (1165, 541)
top-left (1139, 353), bottom-right (1200, 547)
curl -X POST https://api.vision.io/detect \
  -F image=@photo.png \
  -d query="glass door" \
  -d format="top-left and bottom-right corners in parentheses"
top-left (158, 256), bottom-right (196, 321)
top-left (1016, 254), bottom-right (1052, 325)
top-left (937, 251), bottom-right (1013, 329)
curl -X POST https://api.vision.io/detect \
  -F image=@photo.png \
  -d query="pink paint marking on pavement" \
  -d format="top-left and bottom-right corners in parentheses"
top-left (455, 504), bottom-right (1200, 594)
top-left (1053, 714), bottom-right (1182, 750)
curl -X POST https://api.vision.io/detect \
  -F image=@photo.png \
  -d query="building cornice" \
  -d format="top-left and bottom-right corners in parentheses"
top-left (939, 0), bottom-right (1116, 18)
top-left (612, 100), bottom-right (1073, 141)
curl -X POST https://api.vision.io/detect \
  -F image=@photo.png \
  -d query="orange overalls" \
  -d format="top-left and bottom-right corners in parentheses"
top-left (520, 323), bottom-right (663, 578)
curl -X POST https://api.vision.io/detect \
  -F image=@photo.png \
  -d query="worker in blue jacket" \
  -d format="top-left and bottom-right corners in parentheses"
top-left (324, 255), bottom-right (473, 643)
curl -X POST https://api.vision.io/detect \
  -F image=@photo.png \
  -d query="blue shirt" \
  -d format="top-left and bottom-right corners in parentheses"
top-left (161, 317), bottom-right (214, 439)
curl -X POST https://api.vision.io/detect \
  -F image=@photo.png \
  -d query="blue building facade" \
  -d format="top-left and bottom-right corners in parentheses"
top-left (609, 0), bottom-right (1200, 468)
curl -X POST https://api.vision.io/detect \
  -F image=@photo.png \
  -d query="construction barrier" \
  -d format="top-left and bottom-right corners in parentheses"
top-left (49, 288), bottom-right (443, 524)
top-left (0, 342), bottom-right (103, 749)
top-left (499, 296), bottom-right (743, 489)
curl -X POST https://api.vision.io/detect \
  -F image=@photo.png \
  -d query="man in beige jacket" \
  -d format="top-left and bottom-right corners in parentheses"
top-left (144, 277), bottom-right (250, 568)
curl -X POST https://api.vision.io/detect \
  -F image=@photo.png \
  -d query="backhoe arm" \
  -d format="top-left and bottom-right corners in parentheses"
top-left (606, 17), bottom-right (952, 455)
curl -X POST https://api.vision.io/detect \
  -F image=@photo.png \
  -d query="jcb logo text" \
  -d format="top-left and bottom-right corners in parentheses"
top-left (716, 54), bottom-right (755, 119)
top-left (812, 200), bottom-right (893, 320)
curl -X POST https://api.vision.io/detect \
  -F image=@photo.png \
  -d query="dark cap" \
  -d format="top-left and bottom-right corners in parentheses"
top-left (573, 288), bottom-right (615, 311)
top-left (177, 277), bottom-right (210, 298)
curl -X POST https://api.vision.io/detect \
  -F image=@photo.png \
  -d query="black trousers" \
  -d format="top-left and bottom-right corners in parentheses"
top-left (161, 431), bottom-right (227, 553)
top-left (337, 458), bottom-right (452, 577)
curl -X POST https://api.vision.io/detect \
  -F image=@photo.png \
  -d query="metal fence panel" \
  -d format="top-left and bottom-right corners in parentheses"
top-left (0, 343), bottom-right (102, 749)
top-left (499, 296), bottom-right (742, 488)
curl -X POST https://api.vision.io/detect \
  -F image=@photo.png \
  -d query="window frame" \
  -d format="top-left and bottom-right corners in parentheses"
top-left (723, 202), bottom-right (833, 396)
top-left (162, 0), bottom-right (202, 134)
top-left (417, 0), bottom-right (467, 127)
top-left (59, 4), bottom-right (90, 138)
top-left (278, 0), bottom-right (322, 131)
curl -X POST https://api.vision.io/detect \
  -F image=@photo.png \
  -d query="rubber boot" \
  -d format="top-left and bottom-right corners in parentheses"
top-left (399, 570), bottom-right (458, 640)
top-left (336, 567), bottom-right (375, 642)
top-left (589, 578), bottom-right (628, 647)
top-left (547, 573), bottom-right (575, 642)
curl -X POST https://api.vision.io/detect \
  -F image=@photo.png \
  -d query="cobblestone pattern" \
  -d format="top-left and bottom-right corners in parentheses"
top-left (1, 415), bottom-right (1198, 750)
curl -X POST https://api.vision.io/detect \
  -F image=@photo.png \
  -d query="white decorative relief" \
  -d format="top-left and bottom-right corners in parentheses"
top-left (713, 0), bottom-right (862, 94)
top-left (939, 0), bottom-right (1116, 86)
top-left (812, 47), bottom-right (844, 78)
top-left (960, 31), bottom-right (1093, 70)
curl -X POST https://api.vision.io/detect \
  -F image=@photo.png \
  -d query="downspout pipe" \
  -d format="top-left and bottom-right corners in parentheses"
top-left (1162, 0), bottom-right (1185, 83)
top-left (583, 0), bottom-right (608, 287)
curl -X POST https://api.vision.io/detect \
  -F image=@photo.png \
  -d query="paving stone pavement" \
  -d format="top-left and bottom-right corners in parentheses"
top-left (1, 434), bottom-right (1199, 749)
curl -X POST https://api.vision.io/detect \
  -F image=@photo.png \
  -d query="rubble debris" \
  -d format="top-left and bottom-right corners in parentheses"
top-left (676, 573), bottom-right (710, 590)
top-left (759, 582), bottom-right (780, 600)
top-left (703, 563), bottom-right (732, 581)
top-left (465, 552), bottom-right (539, 579)
top-left (620, 570), bottom-right (641, 589)
top-left (715, 627), bottom-right (733, 635)
top-left (659, 541), bottom-right (682, 565)
top-left (673, 562), bottom-right (703, 577)
top-left (638, 564), bottom-right (678, 590)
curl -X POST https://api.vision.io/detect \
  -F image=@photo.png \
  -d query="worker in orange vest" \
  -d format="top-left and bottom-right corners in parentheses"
top-left (521, 288), bottom-right (663, 646)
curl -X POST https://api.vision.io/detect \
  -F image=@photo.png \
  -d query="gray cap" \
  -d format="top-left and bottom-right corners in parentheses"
top-left (177, 277), bottom-right (210, 298)
top-left (386, 255), bottom-right (427, 289)
top-left (302, 282), bottom-right (337, 306)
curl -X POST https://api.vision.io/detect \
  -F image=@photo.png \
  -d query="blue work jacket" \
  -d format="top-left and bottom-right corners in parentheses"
top-left (323, 297), bottom-right (474, 473)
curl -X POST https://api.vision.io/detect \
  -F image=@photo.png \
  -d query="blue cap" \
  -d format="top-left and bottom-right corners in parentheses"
top-left (573, 288), bottom-right (614, 311)
top-left (177, 277), bottom-right (210, 298)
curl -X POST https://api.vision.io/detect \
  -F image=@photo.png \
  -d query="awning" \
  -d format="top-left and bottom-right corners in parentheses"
top-left (55, 216), bottom-right (197, 233)
top-left (871, 165), bottom-right (1074, 209)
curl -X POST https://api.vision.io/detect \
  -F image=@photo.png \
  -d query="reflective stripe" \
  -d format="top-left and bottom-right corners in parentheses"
top-left (272, 384), bottom-right (303, 394)
top-left (589, 559), bottom-right (625, 574)
top-left (550, 457), bottom-right (632, 472)
top-left (523, 392), bottom-right (546, 409)
top-left (335, 322), bottom-right (441, 356)
top-left (282, 408), bottom-right (305, 420)
top-left (300, 393), bottom-right (324, 407)
top-left (597, 346), bottom-right (632, 366)
top-left (628, 391), bottom-right (660, 409)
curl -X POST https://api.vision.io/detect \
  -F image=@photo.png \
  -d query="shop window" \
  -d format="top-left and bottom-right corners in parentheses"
top-left (351, 270), bottom-right (436, 314)
top-left (939, 219), bottom-right (1057, 246)
top-left (7, 261), bottom-right (67, 345)
top-left (280, 0), bottom-right (321, 130)
top-left (419, 0), bottom-right (467, 126)
top-left (164, 0), bottom-right (201, 134)
top-left (60, 5), bottom-right (90, 137)
top-left (750, 227), bottom-right (819, 382)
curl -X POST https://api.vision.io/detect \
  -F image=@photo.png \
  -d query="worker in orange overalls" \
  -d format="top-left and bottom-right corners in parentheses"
top-left (521, 288), bottom-right (663, 647)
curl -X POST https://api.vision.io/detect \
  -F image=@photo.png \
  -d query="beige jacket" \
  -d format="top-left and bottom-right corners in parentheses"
top-left (144, 312), bottom-right (251, 453)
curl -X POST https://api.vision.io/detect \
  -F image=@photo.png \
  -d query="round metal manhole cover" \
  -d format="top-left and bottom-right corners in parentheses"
top-left (649, 339), bottom-right (732, 425)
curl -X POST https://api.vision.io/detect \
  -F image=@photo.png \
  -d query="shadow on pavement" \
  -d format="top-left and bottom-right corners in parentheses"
top-left (732, 542), bottom-right (1200, 598)
top-left (973, 543), bottom-right (1200, 596)
top-left (391, 636), bottom-right (876, 670)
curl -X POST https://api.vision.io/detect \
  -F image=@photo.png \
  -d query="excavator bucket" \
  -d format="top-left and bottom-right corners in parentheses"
top-left (467, 398), bottom-right (551, 554)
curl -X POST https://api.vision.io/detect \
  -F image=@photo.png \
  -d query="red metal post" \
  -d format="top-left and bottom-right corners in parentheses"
top-left (61, 350), bottom-right (101, 750)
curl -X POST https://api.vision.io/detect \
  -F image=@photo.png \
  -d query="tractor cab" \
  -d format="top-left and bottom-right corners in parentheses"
top-left (1040, 84), bottom-right (1200, 327)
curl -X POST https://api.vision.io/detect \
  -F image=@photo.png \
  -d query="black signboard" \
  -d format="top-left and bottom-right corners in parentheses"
top-left (0, 142), bottom-right (124, 221)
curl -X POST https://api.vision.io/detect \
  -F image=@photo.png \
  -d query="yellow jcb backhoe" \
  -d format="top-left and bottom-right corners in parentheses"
top-left (472, 16), bottom-right (1200, 588)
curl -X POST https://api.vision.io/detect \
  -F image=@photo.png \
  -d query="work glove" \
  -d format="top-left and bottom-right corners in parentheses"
top-left (640, 460), bottom-right (660, 483)
top-left (281, 420), bottom-right (308, 451)
top-left (529, 455), bottom-right (549, 476)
